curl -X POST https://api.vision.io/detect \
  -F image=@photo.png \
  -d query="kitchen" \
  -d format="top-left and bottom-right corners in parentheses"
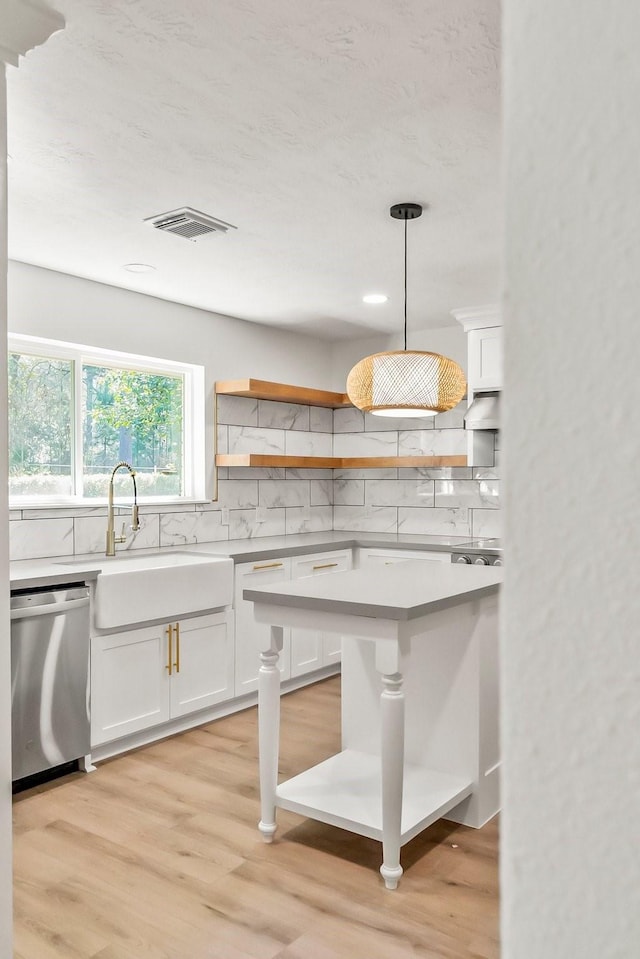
top-left (1, 1), bottom-right (640, 954)
top-left (7, 276), bottom-right (503, 952)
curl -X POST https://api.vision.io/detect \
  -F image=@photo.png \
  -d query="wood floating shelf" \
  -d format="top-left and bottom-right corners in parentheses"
top-left (215, 378), bottom-right (352, 409)
top-left (215, 378), bottom-right (468, 470)
top-left (216, 454), bottom-right (468, 469)
top-left (334, 456), bottom-right (468, 469)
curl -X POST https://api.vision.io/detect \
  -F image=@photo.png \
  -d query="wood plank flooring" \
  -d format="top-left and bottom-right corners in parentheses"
top-left (12, 676), bottom-right (499, 959)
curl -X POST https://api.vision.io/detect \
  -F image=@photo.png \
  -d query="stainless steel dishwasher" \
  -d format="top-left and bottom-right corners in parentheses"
top-left (11, 583), bottom-right (91, 782)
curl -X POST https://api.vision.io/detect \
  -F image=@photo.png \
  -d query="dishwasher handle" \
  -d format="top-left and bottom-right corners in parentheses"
top-left (10, 596), bottom-right (90, 621)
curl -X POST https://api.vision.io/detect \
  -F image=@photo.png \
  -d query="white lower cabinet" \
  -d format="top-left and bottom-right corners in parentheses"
top-left (290, 550), bottom-right (352, 677)
top-left (357, 547), bottom-right (451, 568)
top-left (169, 612), bottom-right (235, 718)
top-left (89, 543), bottom-right (452, 755)
top-left (91, 609), bottom-right (233, 747)
top-left (234, 558), bottom-right (292, 696)
top-left (234, 549), bottom-right (352, 693)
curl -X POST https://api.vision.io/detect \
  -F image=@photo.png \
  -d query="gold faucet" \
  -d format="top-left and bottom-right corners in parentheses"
top-left (106, 461), bottom-right (141, 556)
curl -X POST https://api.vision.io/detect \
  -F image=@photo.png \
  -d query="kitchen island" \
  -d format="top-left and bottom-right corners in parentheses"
top-left (244, 561), bottom-right (502, 889)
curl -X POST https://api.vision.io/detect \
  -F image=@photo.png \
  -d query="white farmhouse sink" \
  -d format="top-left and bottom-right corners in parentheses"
top-left (58, 551), bottom-right (233, 629)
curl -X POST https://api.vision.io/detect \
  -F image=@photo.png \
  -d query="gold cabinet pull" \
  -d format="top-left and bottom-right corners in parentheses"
top-left (173, 622), bottom-right (180, 673)
top-left (165, 624), bottom-right (173, 675)
top-left (252, 561), bottom-right (283, 571)
top-left (313, 562), bottom-right (339, 570)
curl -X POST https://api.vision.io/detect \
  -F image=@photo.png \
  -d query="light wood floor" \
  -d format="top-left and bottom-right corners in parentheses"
top-left (12, 676), bottom-right (499, 959)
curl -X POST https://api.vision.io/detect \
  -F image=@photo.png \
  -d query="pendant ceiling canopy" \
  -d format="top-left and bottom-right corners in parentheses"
top-left (346, 203), bottom-right (466, 417)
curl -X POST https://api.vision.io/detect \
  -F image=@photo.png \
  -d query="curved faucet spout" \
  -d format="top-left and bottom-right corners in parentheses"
top-left (106, 461), bottom-right (141, 556)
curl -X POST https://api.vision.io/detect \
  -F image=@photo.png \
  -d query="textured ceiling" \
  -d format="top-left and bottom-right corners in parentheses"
top-left (7, 0), bottom-right (501, 339)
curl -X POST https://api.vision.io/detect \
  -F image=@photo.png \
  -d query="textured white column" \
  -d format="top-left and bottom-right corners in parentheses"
top-left (0, 61), bottom-right (11, 959)
top-left (503, 1), bottom-right (640, 956)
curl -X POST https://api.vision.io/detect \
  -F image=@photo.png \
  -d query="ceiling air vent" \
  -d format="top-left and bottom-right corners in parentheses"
top-left (144, 207), bottom-right (236, 242)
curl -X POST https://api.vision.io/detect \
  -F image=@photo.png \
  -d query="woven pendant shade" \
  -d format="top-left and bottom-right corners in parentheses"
top-left (347, 202), bottom-right (467, 417)
top-left (347, 350), bottom-right (466, 415)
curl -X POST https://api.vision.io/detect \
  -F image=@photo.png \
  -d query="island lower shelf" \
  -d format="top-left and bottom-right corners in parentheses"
top-left (276, 749), bottom-right (473, 844)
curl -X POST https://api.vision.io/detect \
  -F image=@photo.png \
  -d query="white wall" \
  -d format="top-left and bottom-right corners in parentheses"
top-left (9, 260), bottom-right (335, 498)
top-left (9, 261), bottom-right (334, 387)
top-left (502, 1), bottom-right (640, 956)
top-left (329, 332), bottom-right (389, 392)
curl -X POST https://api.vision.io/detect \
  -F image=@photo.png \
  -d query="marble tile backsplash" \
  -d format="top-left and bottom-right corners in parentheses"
top-left (331, 404), bottom-right (499, 538)
top-left (9, 395), bottom-right (499, 560)
top-left (10, 518), bottom-right (74, 560)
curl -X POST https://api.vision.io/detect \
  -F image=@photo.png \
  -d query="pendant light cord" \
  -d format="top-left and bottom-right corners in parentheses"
top-left (404, 215), bottom-right (408, 351)
top-left (390, 202), bottom-right (421, 352)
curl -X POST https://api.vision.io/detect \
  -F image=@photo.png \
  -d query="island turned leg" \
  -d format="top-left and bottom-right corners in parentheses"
top-left (379, 670), bottom-right (405, 889)
top-left (258, 625), bottom-right (283, 843)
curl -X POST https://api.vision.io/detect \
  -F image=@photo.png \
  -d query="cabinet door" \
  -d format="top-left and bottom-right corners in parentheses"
top-left (322, 632), bottom-right (344, 667)
top-left (169, 611), bottom-right (235, 718)
top-left (91, 624), bottom-right (170, 746)
top-left (468, 327), bottom-right (502, 391)
top-left (357, 548), bottom-right (451, 568)
top-left (234, 558), bottom-right (292, 696)
top-left (290, 550), bottom-right (352, 676)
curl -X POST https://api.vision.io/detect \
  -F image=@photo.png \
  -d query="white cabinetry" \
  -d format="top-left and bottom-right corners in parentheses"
top-left (290, 550), bottom-right (352, 677)
top-left (357, 547), bottom-right (451, 568)
top-left (91, 624), bottom-right (168, 745)
top-left (234, 549), bottom-right (351, 693)
top-left (452, 305), bottom-right (502, 467)
top-left (234, 558), bottom-right (292, 696)
top-left (91, 610), bottom-right (233, 747)
top-left (169, 613), bottom-right (235, 718)
top-left (467, 326), bottom-right (502, 391)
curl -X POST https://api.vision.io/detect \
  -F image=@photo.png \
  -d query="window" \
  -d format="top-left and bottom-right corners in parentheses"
top-left (8, 335), bottom-right (205, 504)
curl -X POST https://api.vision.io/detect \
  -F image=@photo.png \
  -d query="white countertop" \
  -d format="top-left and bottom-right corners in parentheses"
top-left (244, 560), bottom-right (502, 621)
top-left (9, 531), bottom-right (470, 590)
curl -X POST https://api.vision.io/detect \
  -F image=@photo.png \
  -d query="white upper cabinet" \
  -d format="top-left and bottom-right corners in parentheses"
top-left (451, 305), bottom-right (502, 467)
top-left (467, 326), bottom-right (503, 391)
top-left (452, 305), bottom-right (503, 392)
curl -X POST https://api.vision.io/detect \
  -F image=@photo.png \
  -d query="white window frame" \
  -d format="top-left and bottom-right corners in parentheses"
top-left (8, 333), bottom-right (205, 507)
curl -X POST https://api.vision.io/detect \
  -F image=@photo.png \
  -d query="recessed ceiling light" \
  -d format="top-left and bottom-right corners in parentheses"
top-left (124, 263), bottom-right (156, 273)
top-left (362, 293), bottom-right (388, 304)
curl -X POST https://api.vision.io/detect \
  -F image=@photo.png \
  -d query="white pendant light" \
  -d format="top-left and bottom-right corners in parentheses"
top-left (347, 203), bottom-right (466, 417)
